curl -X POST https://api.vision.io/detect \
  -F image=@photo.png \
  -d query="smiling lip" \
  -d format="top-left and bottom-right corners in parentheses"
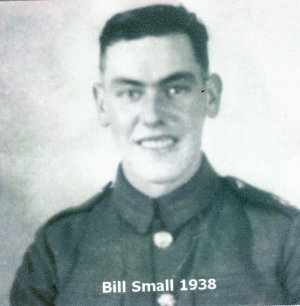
top-left (136, 135), bottom-right (178, 150)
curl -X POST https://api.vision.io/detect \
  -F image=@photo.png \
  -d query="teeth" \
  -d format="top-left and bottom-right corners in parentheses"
top-left (139, 138), bottom-right (175, 149)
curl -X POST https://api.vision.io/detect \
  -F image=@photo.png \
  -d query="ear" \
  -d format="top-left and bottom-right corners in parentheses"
top-left (205, 73), bottom-right (222, 118)
top-left (93, 82), bottom-right (110, 127)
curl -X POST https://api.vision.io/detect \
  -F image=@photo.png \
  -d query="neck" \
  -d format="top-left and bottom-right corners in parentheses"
top-left (122, 153), bottom-right (203, 198)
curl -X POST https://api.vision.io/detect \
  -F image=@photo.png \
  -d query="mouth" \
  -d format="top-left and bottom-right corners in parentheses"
top-left (136, 135), bottom-right (178, 150)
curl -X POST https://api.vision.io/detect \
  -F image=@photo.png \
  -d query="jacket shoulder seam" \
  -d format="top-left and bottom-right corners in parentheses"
top-left (223, 176), bottom-right (299, 219)
top-left (43, 182), bottom-right (113, 229)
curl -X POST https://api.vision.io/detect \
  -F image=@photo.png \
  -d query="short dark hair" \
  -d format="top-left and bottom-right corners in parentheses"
top-left (99, 4), bottom-right (209, 74)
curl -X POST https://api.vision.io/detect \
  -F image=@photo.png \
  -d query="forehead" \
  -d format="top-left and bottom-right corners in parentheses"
top-left (102, 33), bottom-right (203, 84)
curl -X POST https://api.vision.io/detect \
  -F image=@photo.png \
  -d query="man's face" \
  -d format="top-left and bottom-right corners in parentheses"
top-left (96, 33), bottom-right (220, 195)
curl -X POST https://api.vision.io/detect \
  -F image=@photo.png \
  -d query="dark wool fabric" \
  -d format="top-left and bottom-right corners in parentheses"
top-left (10, 156), bottom-right (300, 305)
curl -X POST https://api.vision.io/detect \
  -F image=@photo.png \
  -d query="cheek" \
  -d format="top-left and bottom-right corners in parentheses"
top-left (107, 104), bottom-right (135, 141)
top-left (190, 97), bottom-right (207, 115)
top-left (181, 107), bottom-right (206, 133)
top-left (178, 94), bottom-right (207, 120)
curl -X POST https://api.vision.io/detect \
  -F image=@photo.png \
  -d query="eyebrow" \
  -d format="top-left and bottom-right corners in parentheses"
top-left (111, 78), bottom-right (144, 87)
top-left (110, 71), bottom-right (197, 88)
top-left (160, 72), bottom-right (197, 85)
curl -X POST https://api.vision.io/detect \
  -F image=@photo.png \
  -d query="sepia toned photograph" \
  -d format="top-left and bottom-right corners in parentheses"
top-left (1, 0), bottom-right (300, 305)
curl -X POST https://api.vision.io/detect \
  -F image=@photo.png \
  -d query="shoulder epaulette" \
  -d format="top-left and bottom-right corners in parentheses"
top-left (224, 176), bottom-right (299, 216)
top-left (45, 181), bottom-right (113, 227)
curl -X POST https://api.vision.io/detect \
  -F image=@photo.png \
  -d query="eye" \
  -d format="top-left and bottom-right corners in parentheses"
top-left (116, 89), bottom-right (142, 102)
top-left (166, 85), bottom-right (190, 98)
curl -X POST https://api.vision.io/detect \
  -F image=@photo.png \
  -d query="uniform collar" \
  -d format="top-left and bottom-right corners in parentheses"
top-left (112, 154), bottom-right (223, 234)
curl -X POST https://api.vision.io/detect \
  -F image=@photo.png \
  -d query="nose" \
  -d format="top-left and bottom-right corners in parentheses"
top-left (139, 89), bottom-right (165, 128)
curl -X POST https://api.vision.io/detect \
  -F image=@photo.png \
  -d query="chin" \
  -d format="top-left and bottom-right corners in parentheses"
top-left (123, 144), bottom-right (201, 187)
top-left (131, 159), bottom-right (185, 184)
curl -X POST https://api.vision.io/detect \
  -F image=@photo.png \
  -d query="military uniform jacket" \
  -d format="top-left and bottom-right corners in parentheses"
top-left (10, 156), bottom-right (300, 305)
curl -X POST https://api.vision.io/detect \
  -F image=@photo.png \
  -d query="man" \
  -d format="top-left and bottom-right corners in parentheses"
top-left (10, 4), bottom-right (300, 305)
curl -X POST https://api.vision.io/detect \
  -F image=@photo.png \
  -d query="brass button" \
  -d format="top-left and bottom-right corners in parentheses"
top-left (157, 293), bottom-right (176, 306)
top-left (236, 179), bottom-right (245, 189)
top-left (153, 231), bottom-right (173, 249)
